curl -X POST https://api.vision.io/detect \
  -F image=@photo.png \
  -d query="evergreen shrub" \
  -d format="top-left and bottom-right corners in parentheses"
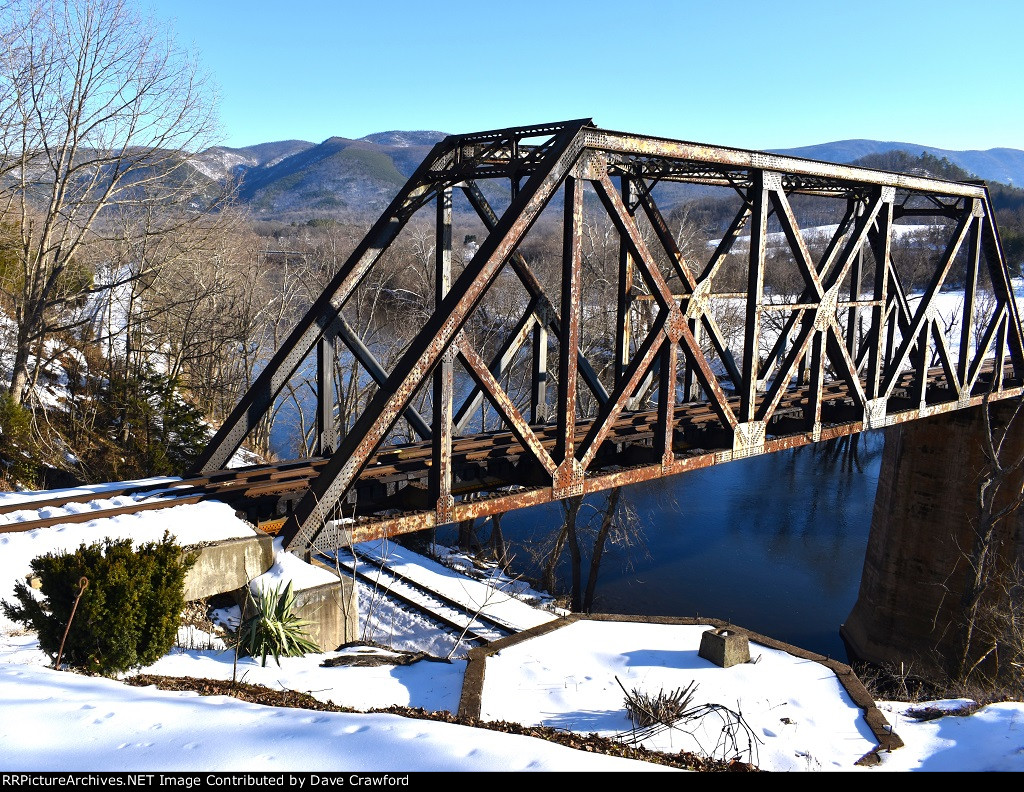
top-left (1, 532), bottom-right (197, 675)
top-left (0, 392), bottom-right (39, 486)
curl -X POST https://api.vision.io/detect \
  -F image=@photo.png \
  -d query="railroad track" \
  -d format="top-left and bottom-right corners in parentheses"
top-left (320, 547), bottom-right (517, 647)
top-left (0, 362), bottom-right (1008, 536)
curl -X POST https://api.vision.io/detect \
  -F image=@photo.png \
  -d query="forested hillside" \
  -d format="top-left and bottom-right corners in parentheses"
top-left (849, 150), bottom-right (1024, 270)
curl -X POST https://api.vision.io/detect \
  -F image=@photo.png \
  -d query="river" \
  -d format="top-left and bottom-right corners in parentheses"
top-left (434, 430), bottom-right (885, 663)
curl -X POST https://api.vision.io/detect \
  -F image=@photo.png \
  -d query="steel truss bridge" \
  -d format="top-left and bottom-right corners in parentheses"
top-left (187, 119), bottom-right (1024, 556)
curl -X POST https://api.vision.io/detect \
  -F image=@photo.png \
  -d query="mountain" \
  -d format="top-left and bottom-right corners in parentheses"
top-left (200, 132), bottom-right (445, 221)
top-left (191, 140), bottom-right (316, 183)
top-left (771, 140), bottom-right (1024, 188)
top-left (196, 130), bottom-right (1024, 222)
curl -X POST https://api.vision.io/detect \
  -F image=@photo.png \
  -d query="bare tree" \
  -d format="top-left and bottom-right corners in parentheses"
top-left (0, 0), bottom-right (222, 404)
top-left (536, 488), bottom-right (648, 612)
top-left (956, 394), bottom-right (1024, 683)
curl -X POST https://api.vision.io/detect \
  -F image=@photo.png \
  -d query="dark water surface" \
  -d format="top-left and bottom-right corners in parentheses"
top-left (437, 430), bottom-right (885, 662)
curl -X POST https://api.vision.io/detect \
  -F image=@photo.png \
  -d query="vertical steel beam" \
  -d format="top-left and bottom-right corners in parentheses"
top-left (531, 306), bottom-right (549, 424)
top-left (315, 333), bottom-right (336, 456)
top-left (554, 174), bottom-right (583, 498)
top-left (995, 315), bottom-right (1008, 391)
top-left (741, 172), bottom-right (771, 422)
top-left (847, 200), bottom-right (865, 359)
top-left (914, 324), bottom-right (930, 408)
top-left (805, 331), bottom-right (825, 429)
top-left (866, 195), bottom-right (893, 401)
top-left (615, 176), bottom-right (635, 388)
top-left (657, 338), bottom-right (678, 467)
top-left (431, 188), bottom-right (454, 525)
top-left (959, 212), bottom-right (981, 385)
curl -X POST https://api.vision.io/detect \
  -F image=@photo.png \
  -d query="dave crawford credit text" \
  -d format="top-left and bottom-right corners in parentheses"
top-left (1, 776), bottom-right (412, 787)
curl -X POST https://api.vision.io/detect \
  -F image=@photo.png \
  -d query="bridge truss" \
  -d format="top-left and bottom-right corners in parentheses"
top-left (192, 120), bottom-right (1024, 555)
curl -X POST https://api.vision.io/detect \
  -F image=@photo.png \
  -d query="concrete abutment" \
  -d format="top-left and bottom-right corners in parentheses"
top-left (842, 400), bottom-right (1024, 681)
top-left (183, 529), bottom-right (358, 652)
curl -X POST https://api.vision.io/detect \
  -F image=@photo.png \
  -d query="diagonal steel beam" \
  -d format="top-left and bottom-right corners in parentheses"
top-left (756, 316), bottom-right (817, 422)
top-left (578, 316), bottom-right (666, 471)
top-left (461, 181), bottom-right (610, 406)
top-left (452, 297), bottom-right (538, 435)
top-left (930, 318), bottom-right (963, 401)
top-left (967, 303), bottom-right (1009, 390)
top-left (332, 314), bottom-right (432, 440)
top-left (193, 140), bottom-right (455, 473)
top-left (280, 120), bottom-right (590, 552)
top-left (457, 340), bottom-right (558, 477)
top-left (824, 321), bottom-right (868, 407)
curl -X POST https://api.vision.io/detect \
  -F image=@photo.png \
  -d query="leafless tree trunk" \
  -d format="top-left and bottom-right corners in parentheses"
top-left (0, 0), bottom-right (222, 404)
top-left (957, 394), bottom-right (1024, 681)
top-left (583, 486), bottom-right (621, 612)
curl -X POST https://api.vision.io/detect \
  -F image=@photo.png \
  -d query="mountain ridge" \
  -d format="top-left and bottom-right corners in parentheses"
top-left (770, 139), bottom-right (1024, 187)
top-left (196, 130), bottom-right (1024, 221)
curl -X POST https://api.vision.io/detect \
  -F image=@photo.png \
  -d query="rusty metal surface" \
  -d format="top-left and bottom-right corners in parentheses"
top-left (169, 120), bottom-right (1024, 556)
top-left (10, 364), bottom-right (1021, 539)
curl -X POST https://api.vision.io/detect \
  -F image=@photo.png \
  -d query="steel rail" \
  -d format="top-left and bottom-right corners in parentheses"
top-left (322, 549), bottom-right (514, 645)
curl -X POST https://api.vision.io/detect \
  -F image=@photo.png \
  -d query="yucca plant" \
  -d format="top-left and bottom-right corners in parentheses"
top-left (237, 581), bottom-right (319, 667)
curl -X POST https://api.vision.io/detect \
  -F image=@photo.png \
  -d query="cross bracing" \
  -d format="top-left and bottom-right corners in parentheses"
top-left (191, 120), bottom-right (1024, 556)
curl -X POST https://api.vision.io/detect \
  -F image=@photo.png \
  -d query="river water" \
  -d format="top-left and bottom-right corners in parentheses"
top-left (435, 430), bottom-right (886, 663)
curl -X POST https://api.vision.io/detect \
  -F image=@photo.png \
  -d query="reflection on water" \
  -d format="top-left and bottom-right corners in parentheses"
top-left (435, 430), bottom-right (885, 662)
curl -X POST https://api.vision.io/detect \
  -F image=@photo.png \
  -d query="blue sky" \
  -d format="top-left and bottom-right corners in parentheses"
top-left (151, 0), bottom-right (1024, 152)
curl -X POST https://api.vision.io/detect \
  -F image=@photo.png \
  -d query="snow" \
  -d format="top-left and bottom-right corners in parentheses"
top-left (710, 222), bottom-right (941, 249)
top-left (250, 538), bottom-right (338, 594)
top-left (1, 481), bottom-right (1024, 772)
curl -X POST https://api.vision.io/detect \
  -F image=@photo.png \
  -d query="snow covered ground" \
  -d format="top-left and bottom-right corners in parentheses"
top-left (1, 480), bottom-right (1024, 772)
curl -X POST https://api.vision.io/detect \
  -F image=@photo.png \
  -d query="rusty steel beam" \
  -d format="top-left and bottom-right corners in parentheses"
top-left (315, 332), bottom-right (336, 456)
top-left (430, 188), bottom-right (455, 525)
top-left (552, 173), bottom-right (584, 499)
top-left (279, 120), bottom-right (591, 551)
top-left (194, 119), bottom-right (1024, 557)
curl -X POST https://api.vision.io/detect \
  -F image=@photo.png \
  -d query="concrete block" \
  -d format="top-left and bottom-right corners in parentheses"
top-left (238, 572), bottom-right (359, 653)
top-left (698, 627), bottom-right (750, 668)
top-left (288, 573), bottom-right (359, 652)
top-left (183, 532), bottom-right (275, 602)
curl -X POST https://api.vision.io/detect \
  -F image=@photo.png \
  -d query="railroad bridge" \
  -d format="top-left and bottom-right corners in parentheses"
top-left (180, 118), bottom-right (1024, 559)
top-left (5, 119), bottom-right (1023, 676)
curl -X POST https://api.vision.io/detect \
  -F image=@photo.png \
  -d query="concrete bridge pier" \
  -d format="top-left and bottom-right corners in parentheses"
top-left (841, 400), bottom-right (1024, 682)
